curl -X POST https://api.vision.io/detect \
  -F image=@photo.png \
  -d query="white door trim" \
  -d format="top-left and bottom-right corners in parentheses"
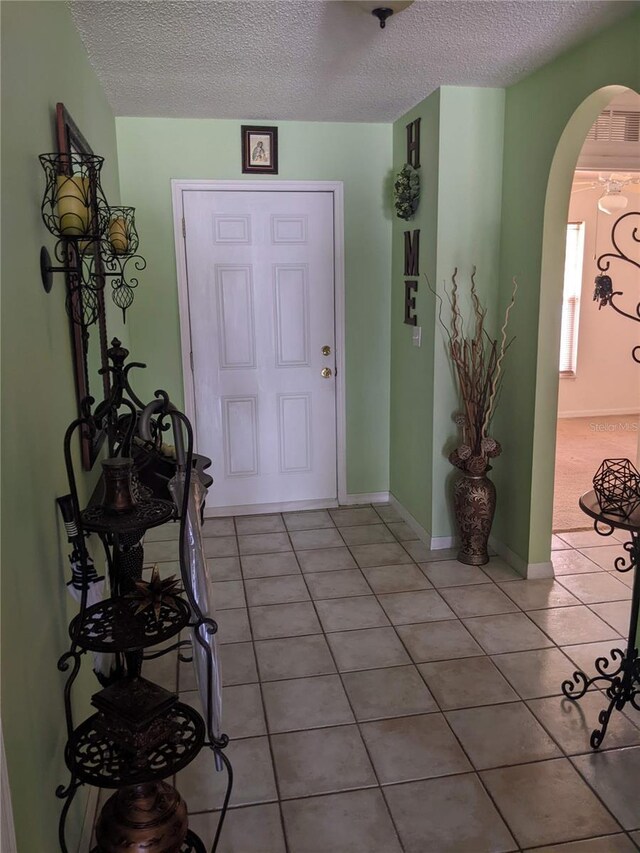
top-left (171, 179), bottom-right (347, 510)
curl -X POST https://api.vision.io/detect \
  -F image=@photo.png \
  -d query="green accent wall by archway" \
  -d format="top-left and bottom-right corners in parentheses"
top-left (389, 11), bottom-right (640, 574)
top-left (493, 12), bottom-right (640, 570)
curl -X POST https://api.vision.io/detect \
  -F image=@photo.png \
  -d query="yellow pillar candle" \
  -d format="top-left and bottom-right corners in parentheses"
top-left (56, 175), bottom-right (90, 236)
top-left (109, 217), bottom-right (129, 254)
top-left (78, 239), bottom-right (96, 255)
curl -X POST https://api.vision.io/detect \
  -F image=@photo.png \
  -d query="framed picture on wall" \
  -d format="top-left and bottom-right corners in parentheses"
top-left (241, 125), bottom-right (278, 174)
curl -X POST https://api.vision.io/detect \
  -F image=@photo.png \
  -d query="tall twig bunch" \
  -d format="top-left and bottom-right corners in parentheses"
top-left (433, 267), bottom-right (517, 475)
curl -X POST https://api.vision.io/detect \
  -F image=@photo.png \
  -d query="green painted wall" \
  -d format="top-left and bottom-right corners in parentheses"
top-left (432, 88), bottom-right (505, 539)
top-left (389, 87), bottom-right (504, 539)
top-left (493, 11), bottom-right (640, 566)
top-left (1, 3), bottom-right (121, 849)
top-left (115, 118), bottom-right (393, 495)
top-left (389, 91), bottom-right (439, 531)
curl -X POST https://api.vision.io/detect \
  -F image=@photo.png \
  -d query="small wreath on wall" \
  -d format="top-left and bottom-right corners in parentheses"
top-left (394, 164), bottom-right (420, 221)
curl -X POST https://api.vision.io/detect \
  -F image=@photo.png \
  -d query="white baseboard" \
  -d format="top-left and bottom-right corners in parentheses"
top-left (557, 408), bottom-right (640, 419)
top-left (389, 497), bottom-right (554, 579)
top-left (388, 494), bottom-right (460, 552)
top-left (430, 535), bottom-right (456, 550)
top-left (78, 785), bottom-right (100, 852)
top-left (203, 492), bottom-right (391, 517)
top-left (388, 494), bottom-right (431, 545)
top-left (489, 535), bottom-right (554, 579)
top-left (341, 491), bottom-right (390, 506)
top-left (204, 497), bottom-right (339, 517)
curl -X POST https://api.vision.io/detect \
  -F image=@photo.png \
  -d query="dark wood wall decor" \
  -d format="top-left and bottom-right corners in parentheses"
top-left (404, 229), bottom-right (420, 277)
top-left (406, 117), bottom-right (421, 168)
top-left (402, 119), bottom-right (421, 326)
top-left (404, 280), bottom-right (418, 326)
top-left (241, 125), bottom-right (279, 174)
top-left (403, 228), bottom-right (420, 325)
top-left (56, 103), bottom-right (110, 469)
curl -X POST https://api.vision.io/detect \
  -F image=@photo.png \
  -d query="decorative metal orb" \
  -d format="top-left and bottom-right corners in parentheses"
top-left (592, 458), bottom-right (640, 518)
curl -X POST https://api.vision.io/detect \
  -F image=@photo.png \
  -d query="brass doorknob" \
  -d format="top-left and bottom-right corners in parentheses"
top-left (321, 367), bottom-right (332, 378)
top-left (321, 345), bottom-right (331, 356)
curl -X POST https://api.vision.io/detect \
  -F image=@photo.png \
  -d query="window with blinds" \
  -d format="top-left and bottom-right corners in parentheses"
top-left (559, 222), bottom-right (586, 376)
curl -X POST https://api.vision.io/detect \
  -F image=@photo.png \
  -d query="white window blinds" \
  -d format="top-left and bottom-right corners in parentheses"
top-left (559, 222), bottom-right (586, 376)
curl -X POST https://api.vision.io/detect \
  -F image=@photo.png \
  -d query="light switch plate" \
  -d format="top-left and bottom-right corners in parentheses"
top-left (412, 326), bottom-right (422, 347)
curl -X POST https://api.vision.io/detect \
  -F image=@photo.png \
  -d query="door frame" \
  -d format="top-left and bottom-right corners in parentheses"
top-left (171, 179), bottom-right (347, 511)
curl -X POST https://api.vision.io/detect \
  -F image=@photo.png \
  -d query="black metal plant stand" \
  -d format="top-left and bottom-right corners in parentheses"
top-left (561, 491), bottom-right (640, 748)
top-left (55, 342), bottom-right (232, 852)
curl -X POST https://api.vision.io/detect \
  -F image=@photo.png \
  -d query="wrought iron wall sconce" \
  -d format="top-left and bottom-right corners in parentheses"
top-left (39, 150), bottom-right (146, 324)
top-left (593, 210), bottom-right (640, 363)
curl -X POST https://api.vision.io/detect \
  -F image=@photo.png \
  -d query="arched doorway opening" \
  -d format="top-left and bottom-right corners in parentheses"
top-left (529, 85), bottom-right (640, 567)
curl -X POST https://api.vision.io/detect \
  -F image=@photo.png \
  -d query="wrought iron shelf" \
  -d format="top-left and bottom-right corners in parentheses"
top-left (65, 702), bottom-right (205, 788)
top-left (68, 595), bottom-right (190, 653)
top-left (56, 363), bottom-right (232, 853)
top-left (91, 828), bottom-right (206, 853)
top-left (561, 489), bottom-right (640, 748)
top-left (81, 497), bottom-right (174, 534)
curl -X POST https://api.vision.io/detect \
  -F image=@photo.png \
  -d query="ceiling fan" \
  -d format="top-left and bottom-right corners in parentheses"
top-left (572, 173), bottom-right (640, 214)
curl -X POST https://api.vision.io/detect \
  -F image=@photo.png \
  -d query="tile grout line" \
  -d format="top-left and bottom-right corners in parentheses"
top-left (233, 512), bottom-right (292, 853)
top-left (335, 507), bottom-right (634, 848)
top-left (364, 510), bottom-right (529, 852)
top-left (340, 507), bottom-right (533, 849)
top-left (277, 509), bottom-right (409, 853)
top-left (152, 510), bottom-right (638, 849)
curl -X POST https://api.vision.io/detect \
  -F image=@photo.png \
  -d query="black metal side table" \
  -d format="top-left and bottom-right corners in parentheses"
top-left (561, 490), bottom-right (640, 748)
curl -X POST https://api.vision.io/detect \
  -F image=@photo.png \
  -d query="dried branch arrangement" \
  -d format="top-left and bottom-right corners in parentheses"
top-left (434, 267), bottom-right (517, 475)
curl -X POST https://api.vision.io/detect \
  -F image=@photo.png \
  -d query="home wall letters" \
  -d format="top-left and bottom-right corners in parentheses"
top-left (404, 229), bottom-right (420, 277)
top-left (406, 117), bottom-right (421, 169)
top-left (402, 119), bottom-right (421, 327)
top-left (404, 280), bottom-right (418, 326)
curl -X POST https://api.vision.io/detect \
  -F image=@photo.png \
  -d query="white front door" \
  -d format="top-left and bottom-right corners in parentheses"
top-left (183, 190), bottom-right (337, 511)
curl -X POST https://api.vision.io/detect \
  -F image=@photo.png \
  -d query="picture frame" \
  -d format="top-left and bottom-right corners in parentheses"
top-left (241, 125), bottom-right (278, 174)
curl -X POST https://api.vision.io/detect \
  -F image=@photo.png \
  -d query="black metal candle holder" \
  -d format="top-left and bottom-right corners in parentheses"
top-left (39, 154), bottom-right (146, 323)
top-left (104, 206), bottom-right (140, 257)
top-left (39, 151), bottom-right (109, 240)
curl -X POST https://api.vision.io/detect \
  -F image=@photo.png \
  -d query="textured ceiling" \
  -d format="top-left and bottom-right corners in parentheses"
top-left (69, 0), bottom-right (635, 122)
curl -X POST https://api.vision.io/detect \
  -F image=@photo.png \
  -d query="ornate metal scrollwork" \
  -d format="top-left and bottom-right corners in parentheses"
top-left (593, 211), bottom-right (640, 362)
top-left (561, 519), bottom-right (640, 748)
top-left (67, 702), bottom-right (205, 788)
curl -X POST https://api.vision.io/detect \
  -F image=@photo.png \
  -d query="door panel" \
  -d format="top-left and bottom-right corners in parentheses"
top-left (183, 190), bottom-right (337, 510)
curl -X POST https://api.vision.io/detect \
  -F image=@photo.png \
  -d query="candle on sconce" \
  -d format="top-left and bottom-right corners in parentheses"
top-left (56, 175), bottom-right (90, 236)
top-left (109, 217), bottom-right (129, 254)
top-left (78, 239), bottom-right (96, 255)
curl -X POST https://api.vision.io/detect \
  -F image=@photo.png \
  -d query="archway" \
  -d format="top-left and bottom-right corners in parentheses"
top-left (529, 85), bottom-right (638, 568)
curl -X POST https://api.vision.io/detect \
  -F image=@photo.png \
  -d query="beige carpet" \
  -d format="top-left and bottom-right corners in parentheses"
top-left (553, 414), bottom-right (639, 532)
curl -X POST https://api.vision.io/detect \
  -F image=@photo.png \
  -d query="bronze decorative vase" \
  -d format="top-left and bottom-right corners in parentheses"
top-left (102, 457), bottom-right (137, 513)
top-left (95, 781), bottom-right (188, 853)
top-left (453, 471), bottom-right (496, 566)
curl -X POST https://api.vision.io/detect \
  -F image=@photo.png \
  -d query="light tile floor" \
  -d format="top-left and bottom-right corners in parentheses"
top-left (133, 506), bottom-right (640, 852)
